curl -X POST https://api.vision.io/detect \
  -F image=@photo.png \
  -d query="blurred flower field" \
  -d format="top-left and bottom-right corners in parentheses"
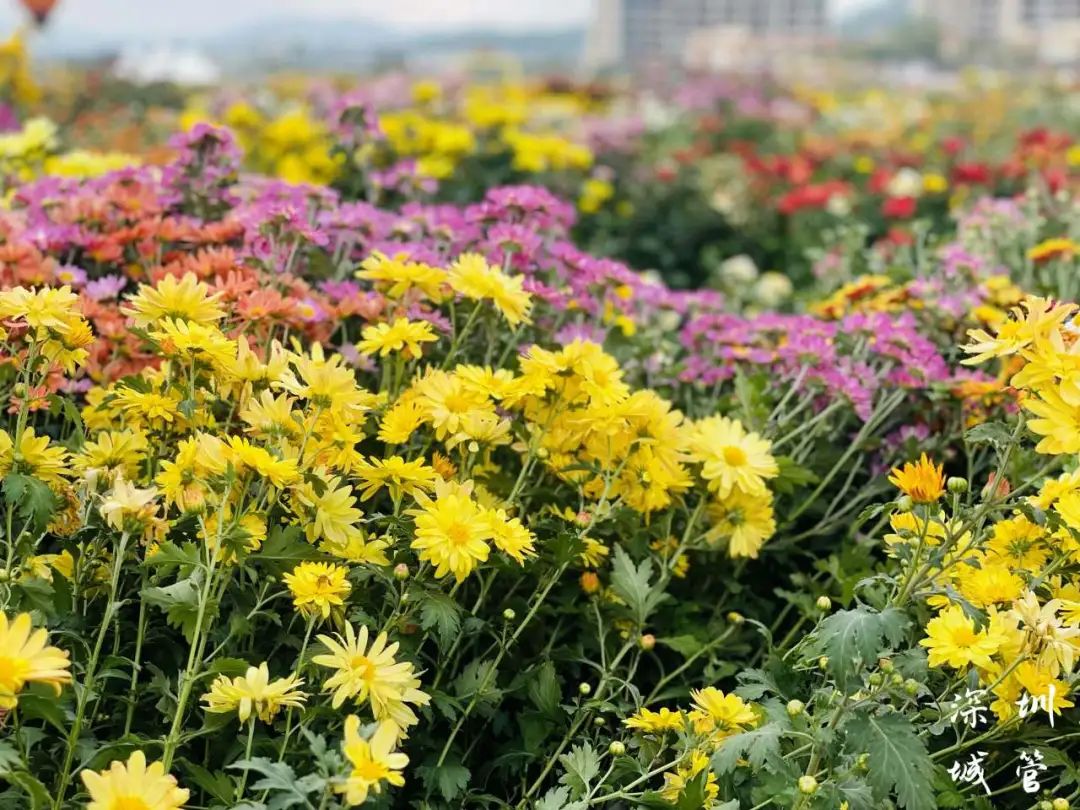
top-left (0, 27), bottom-right (1078, 810)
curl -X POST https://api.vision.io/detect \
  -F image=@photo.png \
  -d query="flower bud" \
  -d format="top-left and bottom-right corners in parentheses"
top-left (786, 699), bottom-right (805, 717)
top-left (502, 608), bottom-right (516, 622)
top-left (868, 673), bottom-right (883, 687)
top-left (593, 716), bottom-right (606, 727)
top-left (879, 657), bottom-right (894, 672)
top-left (726, 611), bottom-right (745, 625)
top-left (798, 775), bottom-right (818, 795)
top-left (946, 476), bottom-right (968, 495)
top-left (579, 682), bottom-right (592, 696)
top-left (393, 563), bottom-right (409, 581)
top-left (890, 672), bottom-right (904, 686)
top-left (815, 595), bottom-right (832, 611)
top-left (1053, 799), bottom-right (1070, 810)
top-left (0, 569), bottom-right (9, 582)
top-left (608, 741), bottom-right (625, 756)
top-left (639, 633), bottom-right (656, 651)
top-left (818, 656), bottom-right (829, 670)
top-left (856, 753), bottom-right (870, 771)
top-left (895, 495), bottom-right (914, 512)
top-left (903, 678), bottom-right (920, 695)
top-left (536, 447), bottom-right (550, 460)
top-left (1041, 802), bottom-right (1055, 810)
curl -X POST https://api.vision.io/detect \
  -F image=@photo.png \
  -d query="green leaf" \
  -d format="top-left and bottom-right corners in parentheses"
top-left (4, 772), bottom-right (52, 809)
top-left (454, 659), bottom-right (501, 709)
top-left (228, 758), bottom-right (322, 809)
top-left (809, 606), bottom-right (910, 692)
top-left (610, 546), bottom-right (667, 626)
top-left (141, 576), bottom-right (203, 641)
top-left (823, 779), bottom-right (876, 810)
top-left (843, 712), bottom-right (934, 810)
top-left (658, 634), bottom-right (703, 659)
top-left (0, 742), bottom-right (20, 775)
top-left (527, 661), bottom-right (561, 715)
top-left (558, 742), bottom-right (601, 798)
top-left (674, 769), bottom-right (709, 810)
top-left (3, 473), bottom-right (59, 536)
top-left (964, 421), bottom-right (1013, 450)
top-left (772, 456), bottom-right (820, 495)
top-left (712, 722), bottom-right (784, 774)
top-left (179, 760), bottom-right (234, 804)
top-left (434, 762), bottom-right (470, 802)
top-left (536, 786), bottom-right (571, 810)
top-left (142, 541), bottom-right (201, 574)
top-left (16, 693), bottom-right (67, 735)
top-left (255, 525), bottom-right (325, 577)
top-left (418, 591), bottom-right (462, 651)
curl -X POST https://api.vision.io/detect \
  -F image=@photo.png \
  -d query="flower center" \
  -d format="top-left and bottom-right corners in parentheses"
top-left (446, 522), bottom-right (472, 546)
top-left (354, 760), bottom-right (389, 782)
top-left (110, 797), bottom-right (151, 810)
top-left (349, 655), bottom-right (377, 682)
top-left (722, 446), bottom-right (747, 466)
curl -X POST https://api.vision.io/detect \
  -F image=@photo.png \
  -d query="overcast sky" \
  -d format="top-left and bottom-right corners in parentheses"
top-left (4, 0), bottom-right (876, 37)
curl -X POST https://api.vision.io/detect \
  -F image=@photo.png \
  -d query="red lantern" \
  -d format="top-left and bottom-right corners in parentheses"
top-left (20, 0), bottom-right (59, 25)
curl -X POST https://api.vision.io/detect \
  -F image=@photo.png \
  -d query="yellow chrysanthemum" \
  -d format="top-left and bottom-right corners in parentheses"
top-left (313, 622), bottom-right (430, 731)
top-left (356, 318), bottom-right (438, 359)
top-left (408, 479), bottom-right (491, 581)
top-left (337, 716), bottom-right (409, 806)
top-left (82, 751), bottom-right (189, 810)
top-left (0, 612), bottom-right (71, 709)
top-left (888, 453), bottom-right (945, 503)
top-left (201, 662), bottom-right (306, 723)
top-left (705, 489), bottom-right (776, 559)
top-left (283, 561), bottom-right (352, 621)
top-left (920, 603), bottom-right (1007, 670)
top-left (688, 416), bottom-right (778, 498)
top-left (123, 272), bottom-right (225, 327)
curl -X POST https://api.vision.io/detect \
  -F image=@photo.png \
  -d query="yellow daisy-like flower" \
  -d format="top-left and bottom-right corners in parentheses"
top-left (337, 716), bottom-right (409, 806)
top-left (201, 662), bottom-right (306, 724)
top-left (624, 706), bottom-right (686, 734)
top-left (123, 271), bottom-right (225, 327)
top-left (408, 479), bottom-right (491, 582)
top-left (447, 253), bottom-right (534, 327)
top-left (354, 456), bottom-right (437, 503)
top-left (687, 415), bottom-right (778, 498)
top-left (81, 750), bottom-right (189, 810)
top-left (888, 453), bottom-right (945, 503)
top-left (688, 687), bottom-right (756, 740)
top-left (0, 612), bottom-right (71, 709)
top-left (313, 622), bottom-right (431, 729)
top-left (705, 489), bottom-right (776, 559)
top-left (356, 318), bottom-right (438, 359)
top-left (0, 427), bottom-right (70, 488)
top-left (920, 603), bottom-right (1007, 670)
top-left (659, 749), bottom-right (719, 806)
top-left (283, 561), bottom-right (352, 621)
top-left (486, 509), bottom-right (537, 565)
top-left (99, 477), bottom-right (159, 532)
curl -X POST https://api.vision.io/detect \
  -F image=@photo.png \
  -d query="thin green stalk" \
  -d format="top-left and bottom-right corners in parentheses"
top-left (52, 531), bottom-right (130, 807)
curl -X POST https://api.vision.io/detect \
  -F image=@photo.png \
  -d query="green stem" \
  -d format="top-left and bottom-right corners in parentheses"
top-left (235, 719), bottom-right (257, 802)
top-left (52, 531), bottom-right (130, 807)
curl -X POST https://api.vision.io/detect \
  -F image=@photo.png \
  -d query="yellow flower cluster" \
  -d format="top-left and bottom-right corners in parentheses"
top-left (903, 294), bottom-right (1080, 723)
top-left (624, 687), bottom-right (759, 803)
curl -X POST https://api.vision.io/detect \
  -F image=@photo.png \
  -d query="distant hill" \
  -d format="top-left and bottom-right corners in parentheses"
top-left (836, 0), bottom-right (912, 38)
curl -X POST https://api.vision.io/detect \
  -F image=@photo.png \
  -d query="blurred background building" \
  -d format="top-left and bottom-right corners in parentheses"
top-left (910, 0), bottom-right (1080, 65)
top-left (585, 0), bottom-right (830, 72)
